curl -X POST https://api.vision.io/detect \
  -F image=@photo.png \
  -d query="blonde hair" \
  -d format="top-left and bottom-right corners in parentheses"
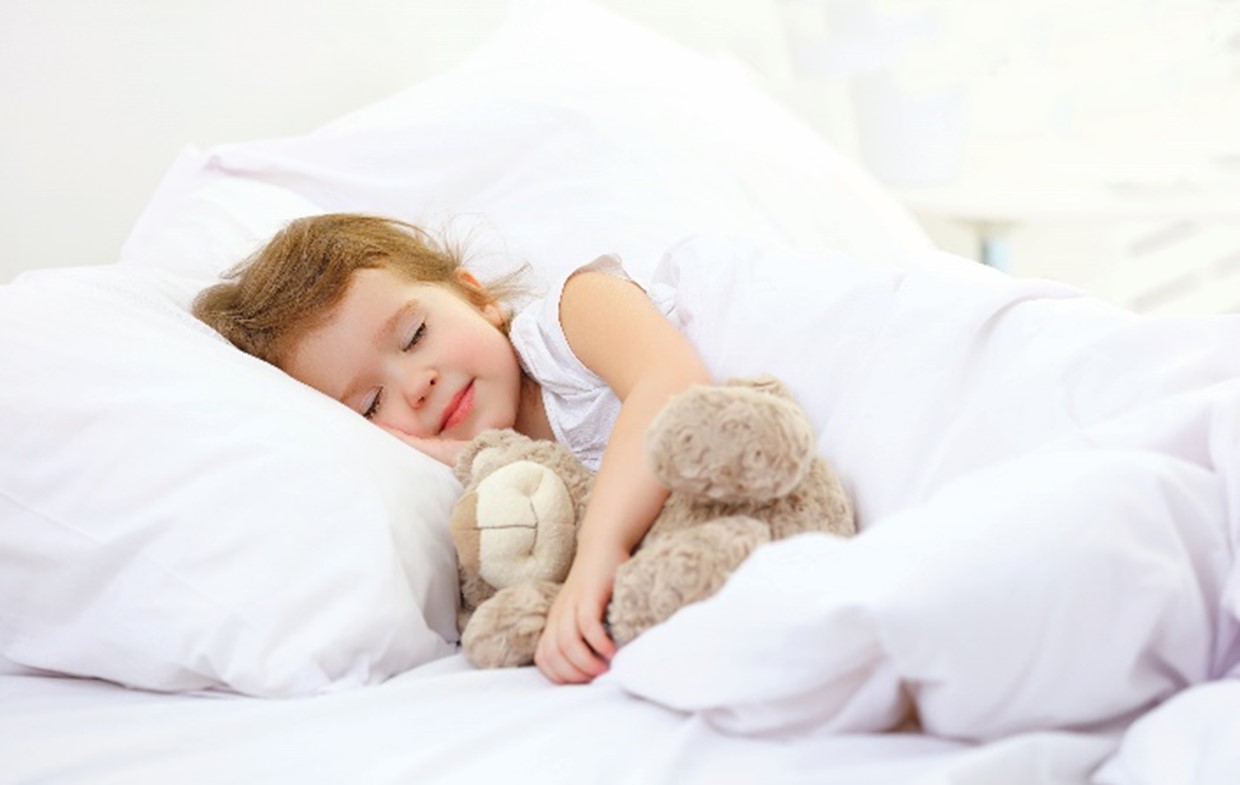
top-left (192, 214), bottom-right (524, 367)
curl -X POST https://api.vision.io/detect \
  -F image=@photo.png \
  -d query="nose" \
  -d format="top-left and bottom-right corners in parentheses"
top-left (401, 365), bottom-right (438, 410)
top-left (376, 364), bottom-right (438, 438)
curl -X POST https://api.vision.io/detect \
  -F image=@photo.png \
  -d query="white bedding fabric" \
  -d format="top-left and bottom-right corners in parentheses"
top-left (0, 660), bottom-right (1121, 785)
top-left (5, 238), bottom-right (1239, 784)
top-left (6, 1), bottom-right (1238, 779)
top-left (596, 237), bottom-right (1240, 776)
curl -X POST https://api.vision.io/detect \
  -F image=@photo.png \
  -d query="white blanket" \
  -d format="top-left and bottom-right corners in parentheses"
top-left (603, 237), bottom-right (1240, 771)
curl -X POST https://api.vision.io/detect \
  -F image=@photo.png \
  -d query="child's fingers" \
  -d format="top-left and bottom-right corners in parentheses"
top-left (418, 438), bottom-right (468, 466)
top-left (552, 615), bottom-right (608, 680)
top-left (579, 609), bottom-right (616, 661)
top-left (536, 560), bottom-right (620, 683)
top-left (537, 604), bottom-right (609, 684)
top-left (535, 634), bottom-right (589, 684)
top-left (542, 654), bottom-right (591, 685)
top-left (556, 638), bottom-right (606, 683)
top-left (379, 427), bottom-right (466, 466)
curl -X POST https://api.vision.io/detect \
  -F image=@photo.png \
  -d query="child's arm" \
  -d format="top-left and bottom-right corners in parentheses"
top-left (534, 270), bottom-right (711, 684)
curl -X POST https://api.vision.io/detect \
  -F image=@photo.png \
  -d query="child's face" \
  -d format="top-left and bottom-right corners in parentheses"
top-left (283, 267), bottom-right (522, 442)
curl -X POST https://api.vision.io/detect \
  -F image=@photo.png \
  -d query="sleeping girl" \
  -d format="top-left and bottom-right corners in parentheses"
top-left (193, 212), bottom-right (710, 686)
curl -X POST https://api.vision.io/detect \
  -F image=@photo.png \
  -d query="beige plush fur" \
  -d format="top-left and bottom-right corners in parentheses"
top-left (449, 375), bottom-right (856, 669)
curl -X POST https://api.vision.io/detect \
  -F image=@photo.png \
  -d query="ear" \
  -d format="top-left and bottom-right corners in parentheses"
top-left (481, 302), bottom-right (506, 329)
top-left (455, 269), bottom-right (485, 291)
top-left (454, 269), bottom-right (505, 328)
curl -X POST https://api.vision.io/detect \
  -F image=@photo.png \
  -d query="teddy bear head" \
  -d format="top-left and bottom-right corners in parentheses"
top-left (645, 375), bottom-right (816, 504)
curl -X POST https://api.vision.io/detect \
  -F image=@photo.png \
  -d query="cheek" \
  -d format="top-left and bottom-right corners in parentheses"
top-left (282, 342), bottom-right (340, 396)
top-left (487, 350), bottom-right (523, 426)
top-left (473, 328), bottom-right (518, 375)
top-left (500, 343), bottom-right (524, 391)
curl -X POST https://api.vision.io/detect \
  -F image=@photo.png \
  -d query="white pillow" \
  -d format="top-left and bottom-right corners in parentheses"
top-left (0, 266), bottom-right (459, 696)
top-left (119, 148), bottom-right (324, 285)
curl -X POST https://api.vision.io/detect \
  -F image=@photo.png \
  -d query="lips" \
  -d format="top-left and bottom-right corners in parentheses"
top-left (440, 381), bottom-right (475, 434)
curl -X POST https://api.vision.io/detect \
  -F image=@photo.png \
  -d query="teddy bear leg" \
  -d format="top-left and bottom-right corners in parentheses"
top-left (461, 580), bottom-right (560, 668)
top-left (607, 516), bottom-right (770, 647)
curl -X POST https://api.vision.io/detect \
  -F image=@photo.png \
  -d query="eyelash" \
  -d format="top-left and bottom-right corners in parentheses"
top-left (362, 392), bottom-right (382, 420)
top-left (403, 323), bottom-right (426, 351)
top-left (362, 322), bottom-right (427, 420)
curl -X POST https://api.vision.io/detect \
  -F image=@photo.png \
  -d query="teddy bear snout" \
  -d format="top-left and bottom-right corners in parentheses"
top-left (472, 460), bottom-right (579, 589)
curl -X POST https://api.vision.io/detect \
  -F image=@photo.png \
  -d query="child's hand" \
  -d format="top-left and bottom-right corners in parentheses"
top-left (380, 426), bottom-right (469, 467)
top-left (535, 547), bottom-right (624, 684)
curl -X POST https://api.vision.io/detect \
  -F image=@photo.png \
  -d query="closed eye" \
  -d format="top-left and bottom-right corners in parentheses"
top-left (403, 323), bottom-right (426, 351)
top-left (362, 389), bottom-right (382, 420)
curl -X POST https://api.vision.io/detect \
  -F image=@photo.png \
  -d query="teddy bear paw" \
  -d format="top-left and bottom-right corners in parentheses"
top-left (462, 580), bottom-right (560, 668)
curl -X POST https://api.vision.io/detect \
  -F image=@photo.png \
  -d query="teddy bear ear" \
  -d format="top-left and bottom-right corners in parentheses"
top-left (726, 374), bottom-right (792, 400)
top-left (453, 429), bottom-right (533, 484)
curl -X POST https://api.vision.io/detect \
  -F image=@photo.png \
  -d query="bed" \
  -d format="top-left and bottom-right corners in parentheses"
top-left (3, 3), bottom-right (1239, 783)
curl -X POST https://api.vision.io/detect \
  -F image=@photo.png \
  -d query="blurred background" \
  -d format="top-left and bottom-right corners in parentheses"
top-left (3, 0), bottom-right (1239, 312)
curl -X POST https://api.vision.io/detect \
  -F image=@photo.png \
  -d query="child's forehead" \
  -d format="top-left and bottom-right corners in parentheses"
top-left (344, 267), bottom-right (477, 314)
top-left (347, 266), bottom-right (431, 300)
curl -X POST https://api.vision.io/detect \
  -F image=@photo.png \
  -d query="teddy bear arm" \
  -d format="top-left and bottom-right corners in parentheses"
top-left (461, 580), bottom-right (561, 669)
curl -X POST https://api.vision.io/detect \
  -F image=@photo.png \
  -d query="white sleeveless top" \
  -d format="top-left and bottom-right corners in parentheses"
top-left (508, 254), bottom-right (679, 471)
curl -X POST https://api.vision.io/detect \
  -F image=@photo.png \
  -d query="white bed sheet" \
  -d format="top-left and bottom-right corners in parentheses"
top-left (1, 659), bottom-right (1116, 785)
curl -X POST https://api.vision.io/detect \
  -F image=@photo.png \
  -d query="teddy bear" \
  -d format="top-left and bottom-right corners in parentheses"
top-left (448, 375), bottom-right (856, 669)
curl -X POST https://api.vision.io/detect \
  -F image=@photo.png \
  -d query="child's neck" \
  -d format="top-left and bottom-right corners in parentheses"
top-left (514, 374), bottom-right (554, 442)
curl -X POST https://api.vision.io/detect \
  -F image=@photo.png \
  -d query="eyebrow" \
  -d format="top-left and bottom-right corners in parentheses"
top-left (339, 299), bottom-right (419, 404)
top-left (377, 300), bottom-right (419, 344)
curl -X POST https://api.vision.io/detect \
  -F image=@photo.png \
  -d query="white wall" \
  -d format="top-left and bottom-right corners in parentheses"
top-left (0, 0), bottom-right (506, 279)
